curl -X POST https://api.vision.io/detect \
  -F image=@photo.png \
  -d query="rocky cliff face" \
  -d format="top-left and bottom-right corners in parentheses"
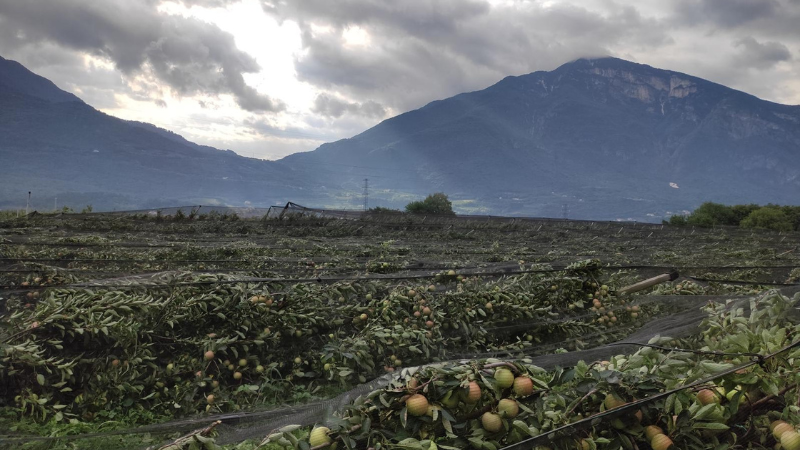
top-left (587, 67), bottom-right (699, 102)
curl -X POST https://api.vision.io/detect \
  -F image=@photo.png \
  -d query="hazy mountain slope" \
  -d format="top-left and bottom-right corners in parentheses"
top-left (0, 55), bottom-right (83, 104)
top-left (281, 58), bottom-right (800, 219)
top-left (0, 56), bottom-right (307, 211)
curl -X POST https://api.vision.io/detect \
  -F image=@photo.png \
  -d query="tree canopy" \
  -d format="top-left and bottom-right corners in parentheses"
top-left (405, 193), bottom-right (455, 215)
top-left (666, 202), bottom-right (800, 231)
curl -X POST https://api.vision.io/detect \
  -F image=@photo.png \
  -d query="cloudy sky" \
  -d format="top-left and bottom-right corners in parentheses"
top-left (1, 0), bottom-right (799, 160)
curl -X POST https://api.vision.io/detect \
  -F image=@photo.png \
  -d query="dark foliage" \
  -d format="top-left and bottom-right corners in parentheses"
top-left (666, 202), bottom-right (800, 231)
top-left (405, 193), bottom-right (455, 215)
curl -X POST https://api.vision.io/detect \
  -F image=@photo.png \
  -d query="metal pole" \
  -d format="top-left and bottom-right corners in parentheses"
top-left (26, 191), bottom-right (30, 216)
top-left (363, 178), bottom-right (369, 211)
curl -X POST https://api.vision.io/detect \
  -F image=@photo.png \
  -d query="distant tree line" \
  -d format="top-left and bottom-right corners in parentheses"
top-left (667, 202), bottom-right (800, 231)
top-left (405, 193), bottom-right (455, 215)
top-left (367, 193), bottom-right (456, 216)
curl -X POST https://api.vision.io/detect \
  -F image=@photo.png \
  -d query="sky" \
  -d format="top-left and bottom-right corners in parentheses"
top-left (0, 0), bottom-right (799, 160)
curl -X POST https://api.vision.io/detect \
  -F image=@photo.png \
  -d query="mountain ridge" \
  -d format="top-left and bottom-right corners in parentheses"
top-left (280, 57), bottom-right (800, 219)
top-left (1, 55), bottom-right (798, 219)
top-left (0, 55), bottom-right (83, 104)
top-left (0, 55), bottom-right (311, 211)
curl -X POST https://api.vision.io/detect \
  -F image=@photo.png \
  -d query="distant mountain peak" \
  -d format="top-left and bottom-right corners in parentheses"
top-left (555, 56), bottom-right (642, 70)
top-left (0, 55), bottom-right (84, 103)
top-left (282, 56), bottom-right (800, 219)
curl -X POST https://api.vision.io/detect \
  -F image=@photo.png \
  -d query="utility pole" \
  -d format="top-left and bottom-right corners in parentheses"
top-left (562, 204), bottom-right (568, 220)
top-left (362, 178), bottom-right (369, 211)
top-left (26, 191), bottom-right (31, 216)
top-left (54, 196), bottom-right (57, 212)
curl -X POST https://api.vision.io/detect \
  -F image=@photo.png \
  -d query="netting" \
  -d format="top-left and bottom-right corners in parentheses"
top-left (211, 298), bottom-right (715, 445)
top-left (1, 212), bottom-right (800, 450)
top-left (2, 286), bottom-right (797, 449)
top-left (58, 205), bottom-right (274, 220)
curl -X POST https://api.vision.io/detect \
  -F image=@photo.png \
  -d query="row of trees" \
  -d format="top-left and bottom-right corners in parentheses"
top-left (668, 202), bottom-right (800, 231)
top-left (381, 196), bottom-right (798, 231)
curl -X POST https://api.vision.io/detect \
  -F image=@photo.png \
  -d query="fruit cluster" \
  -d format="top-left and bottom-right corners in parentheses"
top-left (260, 291), bottom-right (800, 450)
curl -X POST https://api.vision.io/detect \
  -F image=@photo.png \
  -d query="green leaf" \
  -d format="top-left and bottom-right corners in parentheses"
top-left (665, 393), bottom-right (676, 413)
top-left (693, 403), bottom-right (717, 421)
top-left (442, 417), bottom-right (454, 436)
top-left (36, 374), bottom-right (45, 386)
top-left (700, 361), bottom-right (734, 374)
top-left (469, 438), bottom-right (484, 449)
top-left (693, 422), bottom-right (729, 430)
top-left (396, 438), bottom-right (425, 450)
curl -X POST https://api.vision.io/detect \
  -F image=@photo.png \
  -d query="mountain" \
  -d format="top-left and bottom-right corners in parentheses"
top-left (282, 57), bottom-right (800, 219)
top-left (0, 56), bottom-right (83, 103)
top-left (0, 55), bottom-right (311, 211)
top-left (2, 56), bottom-right (799, 219)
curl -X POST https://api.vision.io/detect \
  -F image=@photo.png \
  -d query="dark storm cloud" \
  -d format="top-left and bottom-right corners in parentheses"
top-left (672, 0), bottom-right (780, 28)
top-left (266, 1), bottom-right (670, 112)
top-left (265, 0), bottom-right (669, 112)
top-left (265, 0), bottom-right (490, 32)
top-left (734, 37), bottom-right (792, 69)
top-left (312, 93), bottom-right (385, 119)
top-left (670, 0), bottom-right (800, 38)
top-left (0, 0), bottom-right (284, 112)
top-left (177, 0), bottom-right (239, 7)
top-left (261, 0), bottom-right (800, 117)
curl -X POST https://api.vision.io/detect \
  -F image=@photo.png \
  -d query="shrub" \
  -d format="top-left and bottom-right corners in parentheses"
top-left (686, 202), bottom-right (737, 227)
top-left (730, 204), bottom-right (760, 224)
top-left (777, 205), bottom-right (800, 231)
top-left (405, 193), bottom-right (455, 215)
top-left (740, 207), bottom-right (794, 232)
top-left (667, 215), bottom-right (687, 226)
top-left (674, 203), bottom-right (798, 230)
top-left (368, 207), bottom-right (401, 215)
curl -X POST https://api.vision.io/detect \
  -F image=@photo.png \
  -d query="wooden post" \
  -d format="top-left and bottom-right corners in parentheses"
top-left (618, 271), bottom-right (679, 295)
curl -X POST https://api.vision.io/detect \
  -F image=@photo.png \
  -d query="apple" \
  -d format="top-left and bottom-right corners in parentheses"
top-left (513, 377), bottom-right (534, 397)
top-left (498, 398), bottom-right (519, 418)
top-left (464, 381), bottom-right (482, 403)
top-left (406, 394), bottom-right (429, 416)
top-left (309, 426), bottom-right (332, 447)
top-left (481, 412), bottom-right (503, 432)
top-left (495, 368), bottom-right (514, 389)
